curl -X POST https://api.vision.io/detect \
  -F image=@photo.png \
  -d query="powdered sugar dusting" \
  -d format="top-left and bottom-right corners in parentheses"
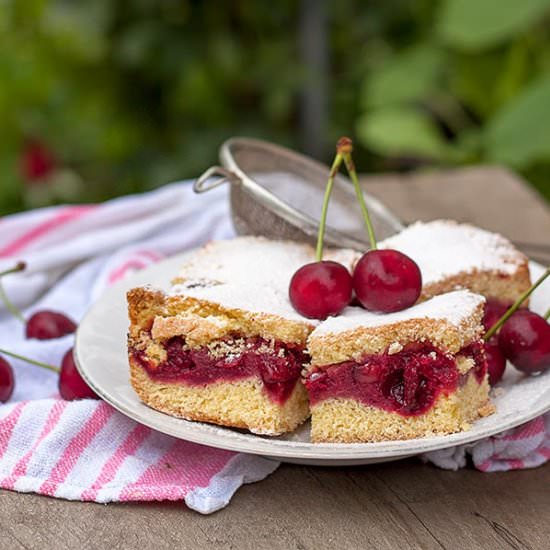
top-left (170, 237), bottom-right (359, 322)
top-left (313, 290), bottom-right (485, 336)
top-left (380, 220), bottom-right (525, 285)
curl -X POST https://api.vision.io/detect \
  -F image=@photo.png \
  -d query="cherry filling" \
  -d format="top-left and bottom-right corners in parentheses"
top-left (461, 342), bottom-right (488, 384)
top-left (305, 342), bottom-right (487, 416)
top-left (132, 336), bottom-right (307, 405)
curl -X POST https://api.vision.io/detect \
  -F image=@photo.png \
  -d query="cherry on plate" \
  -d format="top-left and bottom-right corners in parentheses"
top-left (289, 261), bottom-right (352, 320)
top-left (498, 310), bottom-right (550, 375)
top-left (353, 249), bottom-right (422, 313)
top-left (483, 299), bottom-right (510, 332)
top-left (484, 337), bottom-right (506, 385)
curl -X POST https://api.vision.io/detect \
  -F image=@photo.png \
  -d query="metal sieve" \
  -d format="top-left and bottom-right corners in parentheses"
top-left (194, 137), bottom-right (403, 249)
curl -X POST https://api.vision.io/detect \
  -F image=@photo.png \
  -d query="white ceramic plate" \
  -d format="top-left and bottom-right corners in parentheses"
top-left (74, 256), bottom-right (550, 466)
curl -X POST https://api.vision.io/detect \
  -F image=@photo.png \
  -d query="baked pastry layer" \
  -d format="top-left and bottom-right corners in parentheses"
top-left (130, 360), bottom-right (309, 435)
top-left (305, 289), bottom-right (493, 442)
top-left (380, 220), bottom-right (531, 303)
top-left (308, 290), bottom-right (485, 367)
top-left (310, 371), bottom-right (492, 443)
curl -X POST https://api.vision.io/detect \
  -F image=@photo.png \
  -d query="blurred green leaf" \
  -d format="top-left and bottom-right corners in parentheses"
top-left (362, 44), bottom-right (445, 108)
top-left (437, 0), bottom-right (550, 50)
top-left (485, 75), bottom-right (550, 167)
top-left (0, 0), bottom-right (549, 214)
top-left (356, 106), bottom-right (450, 159)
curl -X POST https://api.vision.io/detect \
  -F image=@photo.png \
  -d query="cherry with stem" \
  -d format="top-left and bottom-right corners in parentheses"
top-left (0, 262), bottom-right (77, 340)
top-left (0, 263), bottom-right (27, 323)
top-left (289, 139), bottom-right (353, 320)
top-left (484, 268), bottom-right (550, 380)
top-left (484, 267), bottom-right (550, 341)
top-left (338, 137), bottom-right (377, 251)
top-left (315, 141), bottom-right (345, 261)
top-left (0, 346), bottom-right (98, 400)
top-left (0, 347), bottom-right (59, 373)
top-left (340, 138), bottom-right (422, 313)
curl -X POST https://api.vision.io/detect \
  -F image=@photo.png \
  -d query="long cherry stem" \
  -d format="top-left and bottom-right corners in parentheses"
top-left (544, 307), bottom-right (550, 320)
top-left (484, 267), bottom-right (550, 341)
top-left (0, 262), bottom-right (26, 324)
top-left (0, 347), bottom-right (59, 373)
top-left (339, 138), bottom-right (377, 250)
top-left (316, 149), bottom-right (344, 261)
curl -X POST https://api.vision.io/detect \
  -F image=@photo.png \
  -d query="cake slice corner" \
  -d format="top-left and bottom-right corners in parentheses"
top-left (305, 290), bottom-right (494, 443)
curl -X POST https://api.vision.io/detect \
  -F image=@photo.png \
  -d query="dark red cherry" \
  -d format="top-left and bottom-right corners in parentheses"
top-left (20, 140), bottom-right (56, 181)
top-left (483, 299), bottom-right (510, 332)
top-left (289, 261), bottom-right (352, 320)
top-left (26, 310), bottom-right (77, 340)
top-left (58, 349), bottom-right (98, 400)
top-left (352, 249), bottom-right (422, 313)
top-left (0, 357), bottom-right (14, 403)
top-left (484, 337), bottom-right (506, 385)
top-left (498, 310), bottom-right (550, 375)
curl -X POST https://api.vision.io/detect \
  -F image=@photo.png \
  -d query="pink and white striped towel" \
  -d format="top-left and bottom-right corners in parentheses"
top-left (0, 182), bottom-right (548, 514)
top-left (0, 182), bottom-right (277, 514)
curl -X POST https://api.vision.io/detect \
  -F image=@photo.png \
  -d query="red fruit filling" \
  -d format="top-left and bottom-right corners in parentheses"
top-left (305, 342), bottom-right (487, 416)
top-left (132, 336), bottom-right (307, 405)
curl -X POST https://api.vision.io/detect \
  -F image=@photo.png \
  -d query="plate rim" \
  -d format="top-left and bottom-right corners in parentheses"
top-left (74, 255), bottom-right (550, 461)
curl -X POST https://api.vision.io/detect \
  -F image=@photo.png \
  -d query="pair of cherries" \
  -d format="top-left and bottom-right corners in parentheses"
top-left (288, 139), bottom-right (550, 386)
top-left (0, 263), bottom-right (97, 403)
top-left (483, 269), bottom-right (550, 385)
top-left (290, 137), bottom-right (421, 320)
top-left (290, 249), bottom-right (421, 319)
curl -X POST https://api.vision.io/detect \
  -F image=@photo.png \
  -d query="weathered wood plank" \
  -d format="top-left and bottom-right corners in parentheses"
top-left (361, 166), bottom-right (550, 245)
top-left (1, 461), bottom-right (548, 550)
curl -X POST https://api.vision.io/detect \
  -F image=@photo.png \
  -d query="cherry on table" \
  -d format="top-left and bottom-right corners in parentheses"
top-left (58, 349), bottom-right (98, 400)
top-left (352, 249), bottom-right (422, 313)
top-left (484, 337), bottom-right (506, 385)
top-left (0, 356), bottom-right (14, 403)
top-left (498, 310), bottom-right (550, 375)
top-left (26, 310), bottom-right (77, 340)
top-left (289, 261), bottom-right (352, 320)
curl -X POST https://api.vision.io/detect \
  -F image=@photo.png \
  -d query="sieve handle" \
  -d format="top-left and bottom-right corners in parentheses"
top-left (193, 166), bottom-right (239, 193)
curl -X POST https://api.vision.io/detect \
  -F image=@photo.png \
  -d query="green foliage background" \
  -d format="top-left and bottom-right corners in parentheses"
top-left (1, 0), bottom-right (549, 215)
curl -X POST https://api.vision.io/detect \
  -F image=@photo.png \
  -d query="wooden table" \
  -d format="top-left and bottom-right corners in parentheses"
top-left (1, 166), bottom-right (549, 550)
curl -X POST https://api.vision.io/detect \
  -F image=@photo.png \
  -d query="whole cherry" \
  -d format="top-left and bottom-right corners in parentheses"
top-left (0, 263), bottom-right (77, 340)
top-left (26, 310), bottom-right (77, 340)
top-left (0, 356), bottom-right (15, 402)
top-left (484, 337), bottom-right (506, 385)
top-left (483, 299), bottom-right (510, 332)
top-left (289, 138), bottom-right (353, 319)
top-left (498, 310), bottom-right (550, 375)
top-left (59, 349), bottom-right (98, 400)
top-left (484, 267), bottom-right (550, 377)
top-left (0, 347), bottom-right (98, 401)
top-left (289, 261), bottom-right (352, 319)
top-left (20, 139), bottom-right (56, 182)
top-left (352, 249), bottom-right (422, 313)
